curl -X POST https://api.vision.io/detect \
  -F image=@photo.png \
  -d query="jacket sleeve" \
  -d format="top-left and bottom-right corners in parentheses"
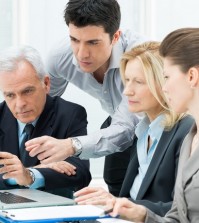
top-left (132, 198), bottom-right (172, 217)
top-left (77, 96), bottom-right (140, 159)
top-left (145, 197), bottom-right (180, 223)
top-left (35, 103), bottom-right (91, 191)
top-left (35, 157), bottom-right (91, 191)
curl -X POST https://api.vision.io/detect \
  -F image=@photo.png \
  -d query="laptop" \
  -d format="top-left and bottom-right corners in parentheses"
top-left (0, 189), bottom-right (75, 210)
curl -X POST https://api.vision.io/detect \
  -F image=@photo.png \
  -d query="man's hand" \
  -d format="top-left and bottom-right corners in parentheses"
top-left (25, 136), bottom-right (75, 164)
top-left (0, 152), bottom-right (33, 186)
top-left (35, 161), bottom-right (76, 176)
top-left (74, 187), bottom-right (115, 205)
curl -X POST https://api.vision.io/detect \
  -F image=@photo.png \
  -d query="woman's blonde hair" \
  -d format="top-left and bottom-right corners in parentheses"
top-left (120, 41), bottom-right (184, 129)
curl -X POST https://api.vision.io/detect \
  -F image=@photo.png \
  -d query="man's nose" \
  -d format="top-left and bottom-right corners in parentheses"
top-left (15, 96), bottom-right (26, 108)
top-left (77, 44), bottom-right (90, 59)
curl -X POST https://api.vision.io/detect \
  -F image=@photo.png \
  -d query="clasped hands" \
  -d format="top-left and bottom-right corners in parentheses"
top-left (0, 152), bottom-right (76, 186)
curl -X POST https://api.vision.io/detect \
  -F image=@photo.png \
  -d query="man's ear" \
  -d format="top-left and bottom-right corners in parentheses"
top-left (188, 67), bottom-right (199, 88)
top-left (43, 75), bottom-right (50, 93)
top-left (112, 30), bottom-right (121, 45)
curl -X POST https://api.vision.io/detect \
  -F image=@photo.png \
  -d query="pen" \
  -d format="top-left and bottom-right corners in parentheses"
top-left (99, 208), bottom-right (113, 217)
top-left (1, 211), bottom-right (15, 218)
top-left (1, 211), bottom-right (8, 218)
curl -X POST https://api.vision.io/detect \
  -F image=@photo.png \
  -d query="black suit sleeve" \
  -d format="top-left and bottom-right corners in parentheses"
top-left (35, 157), bottom-right (90, 191)
top-left (64, 103), bottom-right (88, 138)
top-left (35, 102), bottom-right (91, 192)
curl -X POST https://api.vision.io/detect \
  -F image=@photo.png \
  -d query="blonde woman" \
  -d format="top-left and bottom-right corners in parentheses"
top-left (74, 41), bottom-right (194, 216)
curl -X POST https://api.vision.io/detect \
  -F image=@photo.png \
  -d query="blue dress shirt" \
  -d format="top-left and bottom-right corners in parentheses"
top-left (130, 114), bottom-right (165, 199)
top-left (6, 119), bottom-right (45, 188)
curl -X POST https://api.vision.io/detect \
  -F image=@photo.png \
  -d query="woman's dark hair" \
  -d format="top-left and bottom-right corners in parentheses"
top-left (159, 28), bottom-right (199, 73)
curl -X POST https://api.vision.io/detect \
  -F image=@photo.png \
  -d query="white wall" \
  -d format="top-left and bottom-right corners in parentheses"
top-left (140, 0), bottom-right (199, 40)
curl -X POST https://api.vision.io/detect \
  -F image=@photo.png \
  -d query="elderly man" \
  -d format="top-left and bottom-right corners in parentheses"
top-left (0, 45), bottom-right (91, 195)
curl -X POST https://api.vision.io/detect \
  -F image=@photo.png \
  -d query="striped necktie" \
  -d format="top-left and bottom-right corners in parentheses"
top-left (20, 124), bottom-right (34, 164)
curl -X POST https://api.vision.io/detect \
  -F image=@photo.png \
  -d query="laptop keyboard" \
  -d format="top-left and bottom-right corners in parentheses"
top-left (0, 192), bottom-right (36, 204)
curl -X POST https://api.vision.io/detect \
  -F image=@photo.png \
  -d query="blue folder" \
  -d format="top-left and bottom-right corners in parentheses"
top-left (0, 215), bottom-right (103, 223)
top-left (0, 205), bottom-right (113, 223)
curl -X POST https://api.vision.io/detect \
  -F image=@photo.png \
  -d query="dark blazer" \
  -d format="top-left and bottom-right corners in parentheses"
top-left (0, 95), bottom-right (91, 192)
top-left (119, 115), bottom-right (194, 216)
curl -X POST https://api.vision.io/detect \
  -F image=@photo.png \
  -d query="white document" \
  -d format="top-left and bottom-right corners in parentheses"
top-left (0, 205), bottom-right (108, 221)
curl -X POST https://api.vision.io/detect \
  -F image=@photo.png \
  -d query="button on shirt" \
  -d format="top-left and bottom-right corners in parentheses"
top-left (130, 115), bottom-right (165, 199)
top-left (47, 30), bottom-right (147, 158)
top-left (5, 119), bottom-right (44, 189)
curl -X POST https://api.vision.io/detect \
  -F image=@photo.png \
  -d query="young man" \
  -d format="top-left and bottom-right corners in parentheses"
top-left (0, 46), bottom-right (91, 195)
top-left (26, 0), bottom-right (146, 195)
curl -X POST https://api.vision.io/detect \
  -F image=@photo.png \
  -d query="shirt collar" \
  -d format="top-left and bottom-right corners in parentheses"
top-left (108, 40), bottom-right (123, 69)
top-left (72, 55), bottom-right (79, 68)
top-left (135, 114), bottom-right (165, 142)
top-left (149, 114), bottom-right (165, 142)
top-left (17, 118), bottom-right (39, 137)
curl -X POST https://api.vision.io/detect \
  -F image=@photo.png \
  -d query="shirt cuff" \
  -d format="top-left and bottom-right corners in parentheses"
top-left (27, 168), bottom-right (45, 189)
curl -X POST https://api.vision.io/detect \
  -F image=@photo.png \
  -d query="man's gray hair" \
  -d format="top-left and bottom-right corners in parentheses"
top-left (0, 45), bottom-right (47, 79)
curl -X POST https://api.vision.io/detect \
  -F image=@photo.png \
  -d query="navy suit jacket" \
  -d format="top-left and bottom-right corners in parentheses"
top-left (119, 115), bottom-right (194, 216)
top-left (0, 95), bottom-right (91, 192)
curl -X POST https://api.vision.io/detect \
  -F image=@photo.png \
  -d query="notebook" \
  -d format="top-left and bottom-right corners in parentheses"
top-left (0, 189), bottom-right (75, 210)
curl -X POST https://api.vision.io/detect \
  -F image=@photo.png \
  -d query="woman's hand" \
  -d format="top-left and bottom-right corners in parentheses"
top-left (74, 186), bottom-right (115, 205)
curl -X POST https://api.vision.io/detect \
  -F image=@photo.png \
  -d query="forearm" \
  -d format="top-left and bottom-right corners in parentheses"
top-left (77, 126), bottom-right (134, 159)
top-left (132, 198), bottom-right (172, 217)
top-left (77, 97), bottom-right (139, 159)
top-left (36, 159), bottom-right (91, 190)
top-left (78, 114), bottom-right (138, 159)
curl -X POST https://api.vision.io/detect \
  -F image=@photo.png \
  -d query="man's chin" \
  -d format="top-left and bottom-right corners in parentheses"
top-left (16, 117), bottom-right (35, 124)
top-left (79, 65), bottom-right (96, 74)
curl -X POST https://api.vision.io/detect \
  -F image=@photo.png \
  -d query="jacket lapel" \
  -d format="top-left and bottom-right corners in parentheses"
top-left (119, 140), bottom-right (139, 197)
top-left (181, 124), bottom-right (199, 188)
top-left (23, 96), bottom-right (55, 166)
top-left (0, 96), bottom-right (56, 167)
top-left (136, 124), bottom-right (178, 199)
top-left (0, 104), bottom-right (19, 156)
